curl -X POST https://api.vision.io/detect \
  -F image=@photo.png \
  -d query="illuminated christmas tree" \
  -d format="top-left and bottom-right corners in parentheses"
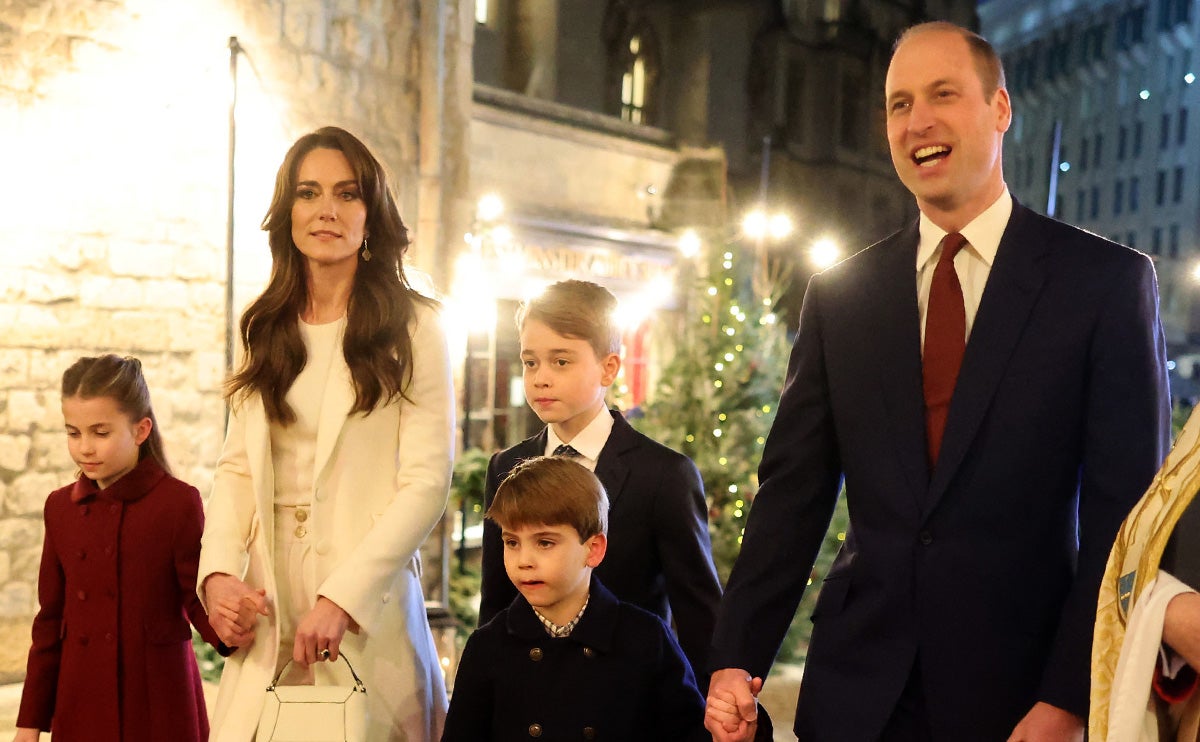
top-left (634, 227), bottom-right (849, 662)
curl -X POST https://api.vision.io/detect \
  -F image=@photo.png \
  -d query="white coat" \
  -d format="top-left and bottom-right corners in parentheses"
top-left (198, 302), bottom-right (454, 741)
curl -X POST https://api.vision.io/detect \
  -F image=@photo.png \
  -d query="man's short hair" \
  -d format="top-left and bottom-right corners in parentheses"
top-left (894, 21), bottom-right (1007, 97)
top-left (487, 456), bottom-right (609, 540)
top-left (517, 280), bottom-right (621, 359)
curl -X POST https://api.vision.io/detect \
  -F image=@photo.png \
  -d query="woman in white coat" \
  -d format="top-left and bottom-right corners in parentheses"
top-left (198, 126), bottom-right (454, 741)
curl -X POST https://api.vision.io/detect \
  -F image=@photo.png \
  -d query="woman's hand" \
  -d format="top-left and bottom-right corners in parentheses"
top-left (203, 573), bottom-right (269, 647)
top-left (13, 727), bottom-right (41, 742)
top-left (292, 596), bottom-right (352, 665)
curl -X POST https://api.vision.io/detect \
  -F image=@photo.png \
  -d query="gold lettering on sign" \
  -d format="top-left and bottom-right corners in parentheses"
top-left (479, 241), bottom-right (674, 284)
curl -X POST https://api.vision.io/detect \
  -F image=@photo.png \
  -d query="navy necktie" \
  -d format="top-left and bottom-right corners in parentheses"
top-left (553, 444), bottom-right (581, 458)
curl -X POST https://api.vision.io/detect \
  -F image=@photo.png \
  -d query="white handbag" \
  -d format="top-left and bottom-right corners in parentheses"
top-left (256, 653), bottom-right (368, 742)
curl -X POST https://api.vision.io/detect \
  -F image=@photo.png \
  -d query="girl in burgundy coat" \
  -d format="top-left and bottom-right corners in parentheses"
top-left (14, 355), bottom-right (226, 742)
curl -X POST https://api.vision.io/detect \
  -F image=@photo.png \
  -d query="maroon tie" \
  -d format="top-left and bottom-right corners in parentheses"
top-left (923, 232), bottom-right (968, 471)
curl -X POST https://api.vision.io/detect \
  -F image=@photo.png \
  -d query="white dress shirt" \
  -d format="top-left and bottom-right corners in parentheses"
top-left (916, 189), bottom-right (1013, 351)
top-left (544, 407), bottom-right (614, 472)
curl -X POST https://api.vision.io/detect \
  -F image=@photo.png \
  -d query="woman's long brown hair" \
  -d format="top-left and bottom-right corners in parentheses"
top-left (225, 126), bottom-right (434, 423)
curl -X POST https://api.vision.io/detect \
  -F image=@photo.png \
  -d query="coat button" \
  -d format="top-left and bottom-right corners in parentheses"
top-left (529, 647), bottom-right (543, 661)
top-left (582, 647), bottom-right (595, 658)
top-left (381, 593), bottom-right (391, 603)
top-left (77, 590), bottom-right (86, 601)
top-left (295, 525), bottom-right (307, 539)
top-left (583, 727), bottom-right (596, 739)
top-left (105, 633), bottom-right (114, 642)
top-left (109, 504), bottom-right (119, 514)
top-left (104, 545), bottom-right (113, 556)
top-left (919, 530), bottom-right (934, 546)
top-left (79, 635), bottom-right (89, 646)
top-left (316, 540), bottom-right (330, 555)
top-left (77, 549), bottom-right (85, 560)
top-left (295, 508), bottom-right (308, 522)
top-left (527, 723), bottom-right (542, 737)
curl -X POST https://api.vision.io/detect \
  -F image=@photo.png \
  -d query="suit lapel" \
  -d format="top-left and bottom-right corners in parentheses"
top-left (871, 224), bottom-right (931, 505)
top-left (926, 203), bottom-right (1049, 514)
top-left (594, 411), bottom-right (633, 509)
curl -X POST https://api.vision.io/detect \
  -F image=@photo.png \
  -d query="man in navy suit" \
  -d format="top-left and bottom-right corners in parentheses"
top-left (705, 21), bottom-right (1171, 742)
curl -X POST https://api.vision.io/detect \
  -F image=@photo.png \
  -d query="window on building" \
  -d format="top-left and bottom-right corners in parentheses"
top-left (621, 36), bottom-right (649, 124)
top-left (1077, 190), bottom-right (1087, 220)
top-left (1091, 186), bottom-right (1101, 218)
top-left (1130, 177), bottom-right (1141, 212)
top-left (1179, 108), bottom-right (1189, 145)
top-left (1117, 5), bottom-right (1147, 48)
top-left (1161, 113), bottom-right (1171, 149)
top-left (1134, 120), bottom-right (1144, 156)
top-left (1117, 126), bottom-right (1127, 161)
top-left (1114, 180), bottom-right (1125, 216)
top-left (605, 9), bottom-right (660, 127)
top-left (1157, 169), bottom-right (1167, 205)
top-left (1094, 135), bottom-right (1104, 167)
top-left (1169, 224), bottom-right (1180, 258)
top-left (1128, 231), bottom-right (1138, 247)
top-left (1153, 226), bottom-right (1163, 254)
top-left (1080, 136), bottom-right (1090, 169)
top-left (1173, 166), bottom-right (1185, 202)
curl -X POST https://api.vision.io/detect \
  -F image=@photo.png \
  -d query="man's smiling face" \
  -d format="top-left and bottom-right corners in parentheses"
top-left (885, 28), bottom-right (1011, 229)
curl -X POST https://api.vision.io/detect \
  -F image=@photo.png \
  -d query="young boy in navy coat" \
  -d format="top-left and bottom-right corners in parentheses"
top-left (443, 456), bottom-right (710, 741)
top-left (476, 280), bottom-right (721, 684)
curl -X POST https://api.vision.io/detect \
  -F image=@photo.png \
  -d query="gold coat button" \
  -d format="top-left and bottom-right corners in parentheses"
top-left (583, 727), bottom-right (596, 739)
top-left (582, 647), bottom-right (595, 658)
top-left (295, 508), bottom-right (308, 522)
top-left (528, 647), bottom-right (543, 661)
top-left (527, 723), bottom-right (542, 737)
top-left (295, 525), bottom-right (307, 538)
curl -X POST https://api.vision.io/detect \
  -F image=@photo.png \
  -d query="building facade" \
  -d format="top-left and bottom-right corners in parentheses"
top-left (979, 0), bottom-right (1200, 395)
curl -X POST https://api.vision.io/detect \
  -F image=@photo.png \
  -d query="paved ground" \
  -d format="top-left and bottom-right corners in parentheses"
top-left (0, 666), bottom-right (803, 740)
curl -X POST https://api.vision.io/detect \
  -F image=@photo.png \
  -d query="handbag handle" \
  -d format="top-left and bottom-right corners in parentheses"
top-left (267, 652), bottom-right (366, 693)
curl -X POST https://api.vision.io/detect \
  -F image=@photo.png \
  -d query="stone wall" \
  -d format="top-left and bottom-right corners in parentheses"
top-left (0, 0), bottom-right (469, 681)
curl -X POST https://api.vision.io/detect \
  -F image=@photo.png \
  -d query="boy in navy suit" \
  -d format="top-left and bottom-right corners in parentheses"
top-left (444, 456), bottom-right (709, 741)
top-left (477, 280), bottom-right (722, 684)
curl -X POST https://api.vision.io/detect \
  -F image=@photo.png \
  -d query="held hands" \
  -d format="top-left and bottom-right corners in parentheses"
top-left (1005, 701), bottom-right (1084, 742)
top-left (705, 668), bottom-right (764, 742)
top-left (292, 596), bottom-right (352, 665)
top-left (203, 573), bottom-right (269, 648)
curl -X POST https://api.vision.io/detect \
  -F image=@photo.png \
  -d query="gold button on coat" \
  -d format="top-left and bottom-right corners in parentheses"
top-left (583, 727), bottom-right (596, 739)
top-left (295, 508), bottom-right (308, 522)
top-left (295, 525), bottom-right (307, 538)
top-left (582, 647), bottom-right (595, 658)
top-left (528, 647), bottom-right (543, 661)
top-left (527, 723), bottom-right (542, 737)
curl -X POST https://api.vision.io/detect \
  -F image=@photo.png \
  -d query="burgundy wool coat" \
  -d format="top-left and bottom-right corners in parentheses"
top-left (17, 456), bottom-right (226, 741)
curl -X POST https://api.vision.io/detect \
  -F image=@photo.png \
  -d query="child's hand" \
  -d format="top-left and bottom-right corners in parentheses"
top-left (705, 670), bottom-right (764, 742)
top-left (13, 726), bottom-right (41, 742)
top-left (204, 573), bottom-right (269, 647)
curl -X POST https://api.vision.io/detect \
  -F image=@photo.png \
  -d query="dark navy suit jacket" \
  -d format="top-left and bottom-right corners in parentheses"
top-left (477, 410), bottom-right (722, 682)
top-left (709, 200), bottom-right (1172, 740)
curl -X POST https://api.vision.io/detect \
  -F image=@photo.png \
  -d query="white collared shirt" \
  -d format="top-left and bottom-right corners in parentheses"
top-left (916, 189), bottom-right (1013, 351)
top-left (544, 407), bottom-right (614, 472)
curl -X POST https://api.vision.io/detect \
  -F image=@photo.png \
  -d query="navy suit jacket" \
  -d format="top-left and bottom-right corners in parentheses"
top-left (709, 201), bottom-right (1171, 741)
top-left (478, 410), bottom-right (722, 681)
